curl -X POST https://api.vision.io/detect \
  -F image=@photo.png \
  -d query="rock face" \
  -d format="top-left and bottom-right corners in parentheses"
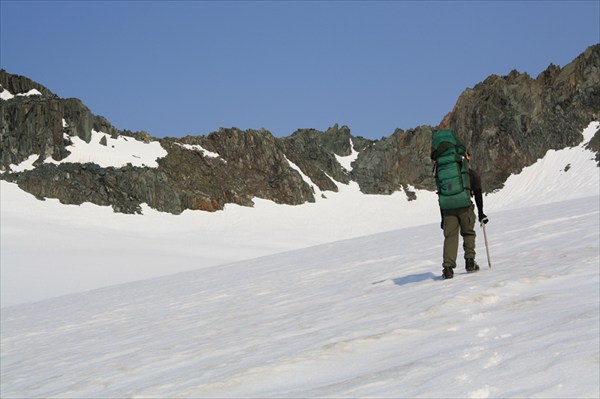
top-left (282, 125), bottom-right (354, 192)
top-left (351, 125), bottom-right (435, 195)
top-left (0, 70), bottom-right (120, 168)
top-left (439, 45), bottom-right (600, 189)
top-left (1, 45), bottom-right (599, 214)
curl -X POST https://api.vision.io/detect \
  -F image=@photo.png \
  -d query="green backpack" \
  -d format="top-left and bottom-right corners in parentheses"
top-left (430, 129), bottom-right (472, 210)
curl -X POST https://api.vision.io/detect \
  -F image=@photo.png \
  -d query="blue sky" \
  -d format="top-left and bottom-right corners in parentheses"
top-left (1, 1), bottom-right (598, 140)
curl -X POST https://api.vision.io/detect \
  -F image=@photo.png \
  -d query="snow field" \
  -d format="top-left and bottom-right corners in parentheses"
top-left (485, 122), bottom-right (600, 210)
top-left (1, 196), bottom-right (598, 398)
top-left (0, 179), bottom-right (439, 307)
top-left (2, 122), bottom-right (598, 307)
top-left (47, 130), bottom-right (168, 168)
top-left (5, 129), bottom-right (167, 172)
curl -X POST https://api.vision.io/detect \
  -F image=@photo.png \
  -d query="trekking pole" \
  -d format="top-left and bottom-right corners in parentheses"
top-left (481, 222), bottom-right (492, 268)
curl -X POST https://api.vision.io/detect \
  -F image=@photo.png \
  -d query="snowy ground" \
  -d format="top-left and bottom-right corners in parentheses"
top-left (0, 122), bottom-right (599, 398)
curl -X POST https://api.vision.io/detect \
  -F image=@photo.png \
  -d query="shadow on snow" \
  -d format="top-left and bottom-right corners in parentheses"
top-left (371, 272), bottom-right (440, 286)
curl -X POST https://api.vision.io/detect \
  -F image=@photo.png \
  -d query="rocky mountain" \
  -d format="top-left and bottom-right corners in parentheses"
top-left (1, 45), bottom-right (599, 214)
top-left (440, 44), bottom-right (600, 188)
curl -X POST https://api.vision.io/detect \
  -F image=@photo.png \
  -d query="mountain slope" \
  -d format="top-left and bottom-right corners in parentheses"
top-left (1, 194), bottom-right (598, 398)
top-left (2, 45), bottom-right (599, 214)
top-left (1, 122), bottom-right (598, 309)
top-left (1, 123), bottom-right (599, 398)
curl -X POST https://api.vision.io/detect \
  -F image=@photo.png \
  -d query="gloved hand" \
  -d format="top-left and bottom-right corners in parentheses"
top-left (479, 213), bottom-right (489, 224)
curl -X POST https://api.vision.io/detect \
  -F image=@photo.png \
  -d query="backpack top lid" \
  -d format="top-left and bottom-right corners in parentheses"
top-left (430, 129), bottom-right (466, 160)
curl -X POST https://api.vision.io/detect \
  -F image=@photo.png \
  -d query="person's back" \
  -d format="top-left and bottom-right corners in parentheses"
top-left (430, 129), bottom-right (488, 279)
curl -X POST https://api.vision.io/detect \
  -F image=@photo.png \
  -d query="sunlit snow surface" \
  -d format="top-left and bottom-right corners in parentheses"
top-left (46, 130), bottom-right (167, 168)
top-left (0, 88), bottom-right (42, 100)
top-left (0, 122), bottom-right (598, 398)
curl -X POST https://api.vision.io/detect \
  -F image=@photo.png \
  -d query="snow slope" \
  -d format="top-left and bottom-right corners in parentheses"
top-left (1, 196), bottom-right (598, 398)
top-left (0, 178), bottom-right (442, 307)
top-left (486, 122), bottom-right (600, 210)
top-left (0, 122), bottom-right (598, 397)
top-left (2, 123), bottom-right (598, 307)
top-left (8, 128), bottom-right (168, 170)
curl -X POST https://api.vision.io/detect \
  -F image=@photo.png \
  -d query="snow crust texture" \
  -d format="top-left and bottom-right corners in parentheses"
top-left (1, 196), bottom-right (598, 398)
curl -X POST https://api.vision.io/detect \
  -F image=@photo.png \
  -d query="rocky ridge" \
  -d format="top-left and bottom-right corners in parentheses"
top-left (1, 45), bottom-right (599, 214)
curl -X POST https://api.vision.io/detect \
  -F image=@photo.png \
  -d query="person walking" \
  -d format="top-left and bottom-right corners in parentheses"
top-left (430, 129), bottom-right (488, 280)
top-left (440, 168), bottom-right (488, 279)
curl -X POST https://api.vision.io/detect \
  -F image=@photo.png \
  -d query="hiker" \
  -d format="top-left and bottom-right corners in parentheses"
top-left (431, 130), bottom-right (488, 280)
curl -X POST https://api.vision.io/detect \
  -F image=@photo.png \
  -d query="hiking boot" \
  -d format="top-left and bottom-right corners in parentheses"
top-left (465, 258), bottom-right (480, 273)
top-left (442, 267), bottom-right (454, 280)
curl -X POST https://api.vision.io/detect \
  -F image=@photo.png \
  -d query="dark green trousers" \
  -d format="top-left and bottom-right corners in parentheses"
top-left (442, 205), bottom-right (476, 268)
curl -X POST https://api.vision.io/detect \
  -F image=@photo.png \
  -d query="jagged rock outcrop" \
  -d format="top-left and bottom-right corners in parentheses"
top-left (168, 128), bottom-right (317, 210)
top-left (282, 125), bottom-right (354, 192)
top-left (0, 71), bottom-right (55, 98)
top-left (438, 44), bottom-right (600, 189)
top-left (0, 71), bottom-right (120, 169)
top-left (1, 45), bottom-right (599, 214)
top-left (586, 129), bottom-right (600, 165)
top-left (351, 125), bottom-right (435, 195)
top-left (2, 128), bottom-right (320, 214)
top-left (6, 163), bottom-right (173, 214)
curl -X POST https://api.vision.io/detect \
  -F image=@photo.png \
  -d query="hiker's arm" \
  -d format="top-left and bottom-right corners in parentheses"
top-left (470, 170), bottom-right (488, 224)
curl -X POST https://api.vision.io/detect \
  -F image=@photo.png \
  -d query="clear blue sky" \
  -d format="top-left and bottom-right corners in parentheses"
top-left (1, 1), bottom-right (598, 139)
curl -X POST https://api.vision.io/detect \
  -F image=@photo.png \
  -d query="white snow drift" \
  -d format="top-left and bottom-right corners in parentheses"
top-left (0, 87), bottom-right (42, 100)
top-left (174, 142), bottom-right (225, 162)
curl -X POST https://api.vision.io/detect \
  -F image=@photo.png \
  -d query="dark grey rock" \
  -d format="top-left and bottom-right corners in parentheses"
top-left (438, 44), bottom-right (600, 190)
